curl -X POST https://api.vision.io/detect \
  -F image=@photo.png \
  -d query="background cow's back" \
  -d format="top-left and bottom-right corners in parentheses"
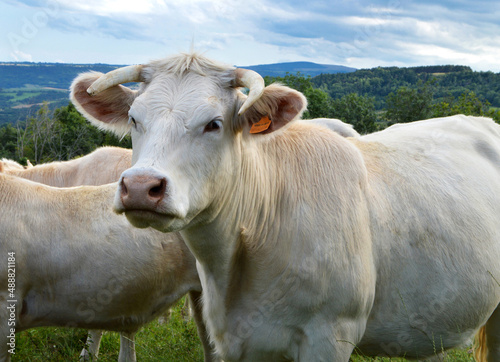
top-left (0, 146), bottom-right (131, 186)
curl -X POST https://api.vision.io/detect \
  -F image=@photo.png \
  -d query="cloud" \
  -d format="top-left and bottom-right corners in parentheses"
top-left (1, 0), bottom-right (499, 71)
top-left (10, 50), bottom-right (33, 61)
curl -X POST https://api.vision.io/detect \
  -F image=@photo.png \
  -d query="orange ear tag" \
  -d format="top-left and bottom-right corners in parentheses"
top-left (250, 116), bottom-right (272, 134)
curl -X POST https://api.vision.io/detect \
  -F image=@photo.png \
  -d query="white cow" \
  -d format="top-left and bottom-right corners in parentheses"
top-left (0, 174), bottom-right (216, 362)
top-left (1, 146), bottom-right (139, 360)
top-left (70, 53), bottom-right (500, 361)
top-left (1, 146), bottom-right (132, 186)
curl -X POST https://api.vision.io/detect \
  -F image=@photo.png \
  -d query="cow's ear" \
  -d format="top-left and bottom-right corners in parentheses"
top-left (239, 84), bottom-right (307, 135)
top-left (70, 72), bottom-right (136, 136)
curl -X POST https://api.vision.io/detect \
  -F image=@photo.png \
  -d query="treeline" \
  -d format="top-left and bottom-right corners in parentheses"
top-left (312, 65), bottom-right (500, 110)
top-left (266, 73), bottom-right (500, 133)
top-left (1, 74), bottom-right (499, 165)
top-left (0, 102), bottom-right (131, 164)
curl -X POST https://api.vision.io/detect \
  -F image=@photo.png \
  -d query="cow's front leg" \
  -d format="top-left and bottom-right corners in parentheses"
top-left (118, 331), bottom-right (136, 362)
top-left (79, 329), bottom-right (104, 360)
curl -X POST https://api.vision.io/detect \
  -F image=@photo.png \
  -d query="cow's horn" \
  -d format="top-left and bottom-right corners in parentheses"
top-left (234, 68), bottom-right (265, 115)
top-left (87, 64), bottom-right (144, 96)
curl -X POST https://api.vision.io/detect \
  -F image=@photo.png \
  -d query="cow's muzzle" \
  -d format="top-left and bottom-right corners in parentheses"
top-left (119, 173), bottom-right (167, 212)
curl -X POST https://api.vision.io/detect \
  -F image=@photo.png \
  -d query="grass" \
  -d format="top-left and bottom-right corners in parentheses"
top-left (12, 297), bottom-right (204, 361)
top-left (11, 297), bottom-right (475, 361)
top-left (3, 90), bottom-right (42, 103)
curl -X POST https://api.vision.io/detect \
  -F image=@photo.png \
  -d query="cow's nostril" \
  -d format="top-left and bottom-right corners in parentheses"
top-left (120, 177), bottom-right (129, 197)
top-left (149, 178), bottom-right (167, 199)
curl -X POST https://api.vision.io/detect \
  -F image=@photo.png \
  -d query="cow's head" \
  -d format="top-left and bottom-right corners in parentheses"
top-left (71, 53), bottom-right (306, 232)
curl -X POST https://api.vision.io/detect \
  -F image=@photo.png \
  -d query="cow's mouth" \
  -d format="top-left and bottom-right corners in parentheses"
top-left (123, 209), bottom-right (177, 232)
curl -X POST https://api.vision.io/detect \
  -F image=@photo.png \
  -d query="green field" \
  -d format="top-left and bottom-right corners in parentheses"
top-left (10, 297), bottom-right (476, 361)
top-left (0, 87), bottom-right (69, 126)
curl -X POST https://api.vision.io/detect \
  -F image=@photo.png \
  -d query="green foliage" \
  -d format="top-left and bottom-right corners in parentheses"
top-left (264, 73), bottom-right (377, 133)
top-left (2, 102), bottom-right (130, 164)
top-left (432, 91), bottom-right (491, 118)
top-left (0, 123), bottom-right (18, 159)
top-left (264, 72), bottom-right (335, 119)
top-left (12, 298), bottom-right (204, 361)
top-left (313, 65), bottom-right (500, 110)
top-left (332, 93), bottom-right (378, 134)
top-left (488, 108), bottom-right (500, 123)
top-left (385, 82), bottom-right (434, 124)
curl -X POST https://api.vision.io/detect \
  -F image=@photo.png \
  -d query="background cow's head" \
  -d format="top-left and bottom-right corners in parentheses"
top-left (71, 52), bottom-right (306, 232)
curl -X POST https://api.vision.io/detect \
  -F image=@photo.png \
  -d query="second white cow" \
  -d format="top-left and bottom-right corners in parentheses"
top-left (0, 174), bottom-right (216, 362)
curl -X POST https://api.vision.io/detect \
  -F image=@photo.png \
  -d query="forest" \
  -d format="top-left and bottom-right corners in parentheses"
top-left (0, 64), bottom-right (499, 164)
top-left (312, 65), bottom-right (500, 109)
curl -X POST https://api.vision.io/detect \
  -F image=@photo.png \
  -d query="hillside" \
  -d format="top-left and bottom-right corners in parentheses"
top-left (0, 62), bottom-right (125, 126)
top-left (1, 62), bottom-right (499, 126)
top-left (312, 65), bottom-right (500, 109)
top-left (0, 61), bottom-right (353, 125)
top-left (244, 61), bottom-right (356, 77)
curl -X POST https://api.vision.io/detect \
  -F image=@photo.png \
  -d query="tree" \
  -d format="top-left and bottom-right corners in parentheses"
top-left (16, 102), bottom-right (56, 163)
top-left (264, 73), bottom-right (334, 119)
top-left (385, 82), bottom-right (434, 124)
top-left (332, 93), bottom-right (378, 134)
top-left (0, 123), bottom-right (18, 160)
top-left (488, 108), bottom-right (500, 124)
top-left (302, 87), bottom-right (334, 119)
top-left (12, 102), bottom-right (131, 164)
top-left (432, 91), bottom-right (492, 119)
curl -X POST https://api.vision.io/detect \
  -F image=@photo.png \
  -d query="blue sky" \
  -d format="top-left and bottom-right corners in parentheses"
top-left (1, 0), bottom-right (499, 71)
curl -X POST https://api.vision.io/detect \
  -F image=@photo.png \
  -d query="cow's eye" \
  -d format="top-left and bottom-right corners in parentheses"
top-left (204, 119), bottom-right (222, 133)
top-left (128, 116), bottom-right (137, 128)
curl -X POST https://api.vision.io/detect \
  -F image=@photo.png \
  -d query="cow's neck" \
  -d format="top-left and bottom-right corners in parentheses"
top-left (182, 124), bottom-right (373, 359)
top-left (181, 137), bottom-right (290, 357)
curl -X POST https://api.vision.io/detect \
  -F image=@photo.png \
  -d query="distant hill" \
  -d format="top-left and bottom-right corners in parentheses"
top-left (0, 62), bottom-right (125, 89)
top-left (1, 62), bottom-right (498, 126)
top-left (0, 61), bottom-right (355, 125)
top-left (244, 61), bottom-right (356, 77)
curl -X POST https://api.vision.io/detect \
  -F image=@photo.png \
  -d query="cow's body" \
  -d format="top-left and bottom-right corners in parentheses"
top-left (0, 175), bottom-right (214, 362)
top-left (354, 116), bottom-right (500, 356)
top-left (70, 53), bottom-right (500, 361)
top-left (1, 146), bottom-right (132, 186)
top-left (1, 146), bottom-right (151, 361)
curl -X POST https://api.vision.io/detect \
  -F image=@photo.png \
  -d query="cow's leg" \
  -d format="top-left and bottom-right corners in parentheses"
top-left (118, 331), bottom-right (136, 362)
top-left (485, 304), bottom-right (500, 361)
top-left (182, 296), bottom-right (192, 321)
top-left (189, 291), bottom-right (220, 362)
top-left (157, 308), bottom-right (172, 325)
top-left (79, 330), bottom-right (104, 361)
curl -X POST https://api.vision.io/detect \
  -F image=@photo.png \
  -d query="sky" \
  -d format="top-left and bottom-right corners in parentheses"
top-left (1, 0), bottom-right (500, 71)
